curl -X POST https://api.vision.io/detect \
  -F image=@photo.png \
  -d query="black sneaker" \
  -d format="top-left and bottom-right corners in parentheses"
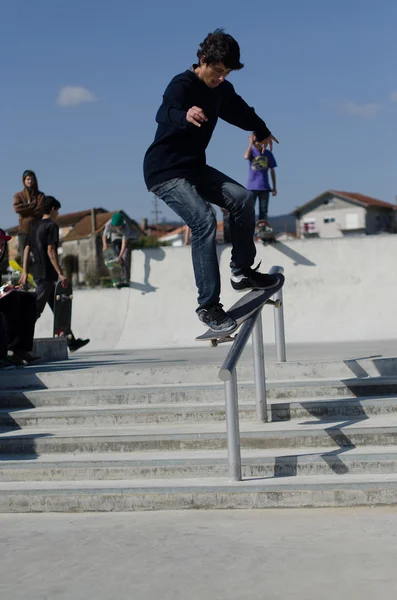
top-left (197, 304), bottom-right (237, 334)
top-left (231, 263), bottom-right (281, 292)
top-left (68, 338), bottom-right (90, 352)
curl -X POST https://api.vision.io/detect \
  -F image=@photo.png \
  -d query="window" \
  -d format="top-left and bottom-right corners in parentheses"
top-left (345, 213), bottom-right (360, 230)
top-left (302, 218), bottom-right (317, 235)
top-left (324, 217), bottom-right (335, 224)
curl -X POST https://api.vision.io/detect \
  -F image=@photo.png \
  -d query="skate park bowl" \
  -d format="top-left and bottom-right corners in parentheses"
top-left (34, 236), bottom-right (397, 350)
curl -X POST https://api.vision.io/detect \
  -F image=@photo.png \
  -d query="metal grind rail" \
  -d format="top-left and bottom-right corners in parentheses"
top-left (218, 266), bottom-right (286, 481)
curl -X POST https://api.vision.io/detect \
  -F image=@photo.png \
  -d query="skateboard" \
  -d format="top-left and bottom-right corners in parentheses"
top-left (103, 247), bottom-right (126, 287)
top-left (8, 259), bottom-right (36, 288)
top-left (196, 275), bottom-right (285, 347)
top-left (255, 220), bottom-right (276, 246)
top-left (53, 280), bottom-right (73, 339)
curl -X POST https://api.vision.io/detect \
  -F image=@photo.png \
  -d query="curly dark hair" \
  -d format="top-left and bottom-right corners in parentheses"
top-left (197, 28), bottom-right (244, 70)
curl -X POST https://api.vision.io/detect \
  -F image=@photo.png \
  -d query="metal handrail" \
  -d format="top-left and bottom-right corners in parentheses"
top-left (218, 265), bottom-right (286, 481)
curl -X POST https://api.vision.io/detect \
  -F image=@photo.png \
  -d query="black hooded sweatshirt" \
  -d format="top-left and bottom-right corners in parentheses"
top-left (143, 69), bottom-right (271, 190)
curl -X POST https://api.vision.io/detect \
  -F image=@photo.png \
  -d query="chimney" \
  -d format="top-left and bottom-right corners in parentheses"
top-left (141, 218), bottom-right (148, 230)
top-left (91, 208), bottom-right (97, 234)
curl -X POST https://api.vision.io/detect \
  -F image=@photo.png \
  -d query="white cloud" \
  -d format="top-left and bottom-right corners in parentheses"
top-left (340, 101), bottom-right (382, 118)
top-left (391, 91), bottom-right (397, 102)
top-left (57, 86), bottom-right (98, 108)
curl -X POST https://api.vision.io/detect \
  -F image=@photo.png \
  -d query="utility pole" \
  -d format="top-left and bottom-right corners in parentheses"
top-left (151, 194), bottom-right (162, 226)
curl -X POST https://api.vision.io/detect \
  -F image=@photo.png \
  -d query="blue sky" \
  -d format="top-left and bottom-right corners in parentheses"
top-left (1, 0), bottom-right (396, 229)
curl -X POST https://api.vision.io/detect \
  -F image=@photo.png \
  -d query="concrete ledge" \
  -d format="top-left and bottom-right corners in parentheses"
top-left (32, 338), bottom-right (68, 362)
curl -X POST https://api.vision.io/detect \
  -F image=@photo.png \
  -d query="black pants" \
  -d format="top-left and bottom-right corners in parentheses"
top-left (0, 291), bottom-right (36, 353)
top-left (35, 279), bottom-right (75, 340)
top-left (0, 313), bottom-right (7, 360)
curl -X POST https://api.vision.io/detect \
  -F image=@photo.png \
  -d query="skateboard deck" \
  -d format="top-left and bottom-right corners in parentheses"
top-left (196, 275), bottom-right (284, 346)
top-left (53, 280), bottom-right (73, 338)
top-left (103, 247), bottom-right (123, 286)
top-left (8, 259), bottom-right (36, 288)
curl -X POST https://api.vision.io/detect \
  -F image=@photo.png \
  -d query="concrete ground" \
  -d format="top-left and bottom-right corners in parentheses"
top-left (0, 508), bottom-right (397, 599)
top-left (36, 338), bottom-right (397, 371)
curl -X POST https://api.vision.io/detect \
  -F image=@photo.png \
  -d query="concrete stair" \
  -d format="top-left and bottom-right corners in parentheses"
top-left (2, 357), bottom-right (397, 511)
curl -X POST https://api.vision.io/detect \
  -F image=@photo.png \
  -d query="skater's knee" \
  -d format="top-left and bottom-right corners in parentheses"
top-left (191, 207), bottom-right (217, 235)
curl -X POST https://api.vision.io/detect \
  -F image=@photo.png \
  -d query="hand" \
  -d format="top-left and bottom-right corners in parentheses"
top-left (59, 274), bottom-right (69, 288)
top-left (103, 244), bottom-right (108, 251)
top-left (186, 106), bottom-right (208, 127)
top-left (117, 256), bottom-right (123, 264)
top-left (19, 273), bottom-right (28, 286)
top-left (272, 189), bottom-right (277, 197)
top-left (259, 134), bottom-right (279, 153)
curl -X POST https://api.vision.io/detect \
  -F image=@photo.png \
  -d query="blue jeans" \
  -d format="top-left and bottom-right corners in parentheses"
top-left (252, 190), bottom-right (270, 220)
top-left (151, 166), bottom-right (256, 308)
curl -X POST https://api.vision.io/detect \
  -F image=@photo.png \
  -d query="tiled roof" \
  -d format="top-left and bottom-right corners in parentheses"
top-left (56, 208), bottom-right (107, 227)
top-left (294, 190), bottom-right (396, 215)
top-left (5, 208), bottom-right (108, 235)
top-left (330, 191), bottom-right (396, 210)
top-left (62, 211), bottom-right (144, 242)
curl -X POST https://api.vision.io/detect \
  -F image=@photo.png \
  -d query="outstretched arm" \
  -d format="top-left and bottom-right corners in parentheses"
top-left (220, 83), bottom-right (279, 151)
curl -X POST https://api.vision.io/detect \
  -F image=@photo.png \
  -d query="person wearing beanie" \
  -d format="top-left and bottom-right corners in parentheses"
top-left (13, 170), bottom-right (45, 254)
top-left (102, 212), bottom-right (136, 284)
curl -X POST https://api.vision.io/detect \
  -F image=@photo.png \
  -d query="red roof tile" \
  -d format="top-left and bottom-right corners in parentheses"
top-left (62, 211), bottom-right (144, 242)
top-left (330, 191), bottom-right (397, 210)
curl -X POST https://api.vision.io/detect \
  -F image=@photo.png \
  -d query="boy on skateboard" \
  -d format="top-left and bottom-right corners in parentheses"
top-left (244, 133), bottom-right (277, 224)
top-left (144, 29), bottom-right (281, 335)
top-left (20, 196), bottom-right (90, 352)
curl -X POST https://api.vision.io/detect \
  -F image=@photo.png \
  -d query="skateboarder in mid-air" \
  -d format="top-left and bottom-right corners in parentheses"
top-left (144, 28), bottom-right (281, 334)
top-left (19, 196), bottom-right (89, 352)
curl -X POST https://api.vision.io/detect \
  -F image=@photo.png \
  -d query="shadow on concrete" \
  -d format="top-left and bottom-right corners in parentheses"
top-left (18, 357), bottom-right (186, 375)
top-left (255, 383), bottom-right (385, 480)
top-left (0, 372), bottom-right (53, 461)
top-left (130, 247), bottom-right (166, 295)
top-left (273, 242), bottom-right (316, 266)
top-left (343, 355), bottom-right (383, 378)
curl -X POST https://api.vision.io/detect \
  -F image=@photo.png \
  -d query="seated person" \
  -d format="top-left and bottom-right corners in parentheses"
top-left (0, 229), bottom-right (39, 366)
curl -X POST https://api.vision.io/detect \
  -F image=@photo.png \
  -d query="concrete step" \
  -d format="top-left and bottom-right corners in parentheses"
top-left (0, 415), bottom-right (397, 453)
top-left (2, 377), bottom-right (397, 408)
top-left (1, 472), bottom-right (397, 511)
top-left (1, 446), bottom-right (397, 481)
top-left (3, 356), bottom-right (397, 389)
top-left (2, 395), bottom-right (397, 428)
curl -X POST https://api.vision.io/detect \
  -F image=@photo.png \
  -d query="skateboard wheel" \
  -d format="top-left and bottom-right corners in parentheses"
top-left (54, 334), bottom-right (59, 337)
top-left (56, 295), bottom-right (60, 301)
top-left (211, 339), bottom-right (218, 347)
top-left (69, 295), bottom-right (73, 300)
top-left (67, 334), bottom-right (73, 340)
top-left (274, 299), bottom-right (282, 308)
